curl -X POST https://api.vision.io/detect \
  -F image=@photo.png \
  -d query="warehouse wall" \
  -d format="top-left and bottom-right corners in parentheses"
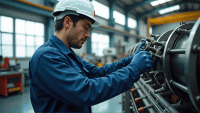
top-left (0, 4), bottom-right (46, 69)
top-left (153, 20), bottom-right (196, 35)
top-left (0, 5), bottom-right (45, 23)
top-left (139, 19), bottom-right (148, 38)
top-left (0, 0), bottom-right (147, 64)
top-left (26, 0), bottom-right (44, 5)
top-left (96, 16), bottom-right (109, 26)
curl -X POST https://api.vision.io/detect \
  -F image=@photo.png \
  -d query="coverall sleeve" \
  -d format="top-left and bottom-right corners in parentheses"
top-left (83, 56), bottom-right (133, 78)
top-left (36, 50), bottom-right (140, 107)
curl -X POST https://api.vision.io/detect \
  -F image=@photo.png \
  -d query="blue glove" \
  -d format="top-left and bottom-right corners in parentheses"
top-left (134, 42), bottom-right (145, 54)
top-left (130, 51), bottom-right (153, 75)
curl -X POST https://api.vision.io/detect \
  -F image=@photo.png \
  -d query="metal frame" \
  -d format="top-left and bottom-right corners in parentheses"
top-left (163, 23), bottom-right (194, 101)
top-left (185, 17), bottom-right (200, 112)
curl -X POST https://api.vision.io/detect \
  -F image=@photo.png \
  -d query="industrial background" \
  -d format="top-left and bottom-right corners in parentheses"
top-left (0, 0), bottom-right (200, 113)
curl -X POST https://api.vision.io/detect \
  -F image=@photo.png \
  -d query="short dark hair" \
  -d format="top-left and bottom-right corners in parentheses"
top-left (54, 14), bottom-right (95, 32)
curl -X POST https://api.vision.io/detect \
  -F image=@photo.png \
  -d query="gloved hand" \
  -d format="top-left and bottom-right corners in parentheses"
top-left (134, 42), bottom-right (145, 54)
top-left (130, 51), bottom-right (153, 75)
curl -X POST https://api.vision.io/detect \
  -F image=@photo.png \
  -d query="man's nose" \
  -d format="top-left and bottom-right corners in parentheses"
top-left (84, 31), bottom-right (90, 38)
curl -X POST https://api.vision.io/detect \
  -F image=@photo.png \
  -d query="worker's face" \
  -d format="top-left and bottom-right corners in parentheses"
top-left (67, 19), bottom-right (92, 49)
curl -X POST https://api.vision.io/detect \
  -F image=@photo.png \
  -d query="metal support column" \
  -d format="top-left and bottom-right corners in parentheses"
top-left (108, 0), bottom-right (116, 27)
top-left (87, 29), bottom-right (92, 54)
top-left (109, 32), bottom-right (115, 47)
top-left (125, 10), bottom-right (130, 32)
top-left (136, 17), bottom-right (140, 42)
top-left (108, 0), bottom-right (116, 47)
top-left (45, 18), bottom-right (54, 42)
top-left (124, 9), bottom-right (130, 43)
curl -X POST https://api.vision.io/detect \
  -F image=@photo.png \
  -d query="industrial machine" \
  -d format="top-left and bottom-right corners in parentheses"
top-left (0, 56), bottom-right (23, 97)
top-left (103, 48), bottom-right (117, 64)
top-left (123, 17), bottom-right (200, 113)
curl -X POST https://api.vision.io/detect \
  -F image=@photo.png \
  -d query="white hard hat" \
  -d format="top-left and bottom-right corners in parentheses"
top-left (52, 0), bottom-right (100, 27)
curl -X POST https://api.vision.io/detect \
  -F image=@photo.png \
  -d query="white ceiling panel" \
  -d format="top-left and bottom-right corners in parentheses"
top-left (134, 0), bottom-right (143, 2)
top-left (135, 6), bottom-right (145, 13)
top-left (143, 4), bottom-right (154, 11)
top-left (188, 2), bottom-right (192, 9)
top-left (194, 4), bottom-right (199, 10)
top-left (180, 3), bottom-right (185, 10)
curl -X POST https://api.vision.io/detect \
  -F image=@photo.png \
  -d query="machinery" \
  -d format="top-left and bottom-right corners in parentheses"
top-left (103, 48), bottom-right (117, 64)
top-left (123, 17), bottom-right (200, 113)
top-left (0, 56), bottom-right (9, 71)
top-left (0, 56), bottom-right (23, 97)
top-left (0, 56), bottom-right (20, 72)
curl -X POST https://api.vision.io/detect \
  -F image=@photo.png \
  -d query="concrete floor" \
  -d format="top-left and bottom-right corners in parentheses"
top-left (0, 86), bottom-right (122, 113)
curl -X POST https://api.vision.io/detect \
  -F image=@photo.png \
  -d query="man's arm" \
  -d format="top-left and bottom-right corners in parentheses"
top-left (82, 56), bottom-right (132, 78)
top-left (34, 50), bottom-right (140, 107)
top-left (83, 42), bottom-right (145, 78)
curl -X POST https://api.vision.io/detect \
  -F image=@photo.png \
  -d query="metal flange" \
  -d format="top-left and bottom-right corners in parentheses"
top-left (163, 22), bottom-right (194, 102)
top-left (185, 17), bottom-right (200, 112)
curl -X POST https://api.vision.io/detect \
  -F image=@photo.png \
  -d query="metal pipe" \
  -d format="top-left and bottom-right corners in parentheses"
top-left (154, 41), bottom-right (164, 47)
top-left (134, 83), bottom-right (155, 113)
top-left (149, 47), bottom-right (157, 53)
top-left (177, 28), bottom-right (191, 35)
top-left (140, 78), bottom-right (179, 113)
top-left (149, 83), bottom-right (159, 88)
top-left (170, 80), bottom-right (188, 93)
top-left (167, 49), bottom-right (186, 54)
top-left (129, 92), bottom-right (139, 113)
top-left (158, 91), bottom-right (173, 97)
top-left (154, 87), bottom-right (165, 94)
top-left (144, 79), bottom-right (152, 84)
top-left (137, 81), bottom-right (164, 113)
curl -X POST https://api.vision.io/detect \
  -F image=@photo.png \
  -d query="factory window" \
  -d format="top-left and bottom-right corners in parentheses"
top-left (128, 18), bottom-right (137, 29)
top-left (0, 16), bottom-right (44, 58)
top-left (149, 27), bottom-right (153, 34)
top-left (0, 16), bottom-right (14, 57)
top-left (113, 11), bottom-right (125, 25)
top-left (92, 1), bottom-right (109, 19)
top-left (15, 19), bottom-right (44, 58)
top-left (114, 11), bottom-right (125, 25)
top-left (92, 33), bottom-right (109, 56)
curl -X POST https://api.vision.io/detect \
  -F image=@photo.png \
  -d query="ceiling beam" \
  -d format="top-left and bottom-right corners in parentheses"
top-left (137, 1), bottom-right (182, 19)
top-left (126, 0), bottom-right (154, 13)
top-left (116, 3), bottom-right (136, 17)
top-left (0, 0), bottom-right (53, 17)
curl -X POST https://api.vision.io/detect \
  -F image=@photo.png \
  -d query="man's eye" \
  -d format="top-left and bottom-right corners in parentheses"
top-left (84, 27), bottom-right (88, 30)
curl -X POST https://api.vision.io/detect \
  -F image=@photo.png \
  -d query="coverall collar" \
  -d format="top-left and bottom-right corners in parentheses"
top-left (49, 35), bottom-right (75, 56)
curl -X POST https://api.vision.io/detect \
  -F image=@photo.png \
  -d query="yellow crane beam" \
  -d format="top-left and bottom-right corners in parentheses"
top-left (147, 11), bottom-right (200, 37)
top-left (148, 11), bottom-right (200, 25)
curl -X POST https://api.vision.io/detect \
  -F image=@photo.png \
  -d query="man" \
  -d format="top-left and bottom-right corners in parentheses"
top-left (29, 0), bottom-right (153, 112)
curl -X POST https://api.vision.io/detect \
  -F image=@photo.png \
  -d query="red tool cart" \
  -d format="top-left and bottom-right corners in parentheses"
top-left (0, 71), bottom-right (24, 97)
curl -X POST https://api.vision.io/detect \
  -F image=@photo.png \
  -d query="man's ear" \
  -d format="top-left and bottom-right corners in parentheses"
top-left (63, 16), bottom-right (72, 29)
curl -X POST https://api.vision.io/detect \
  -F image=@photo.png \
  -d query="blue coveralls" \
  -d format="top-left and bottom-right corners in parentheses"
top-left (29, 35), bottom-right (141, 113)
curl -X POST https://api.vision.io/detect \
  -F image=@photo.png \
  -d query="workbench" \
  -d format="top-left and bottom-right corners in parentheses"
top-left (0, 70), bottom-right (26, 97)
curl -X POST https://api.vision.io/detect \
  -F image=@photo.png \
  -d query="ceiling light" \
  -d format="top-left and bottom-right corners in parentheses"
top-left (150, 1), bottom-right (159, 6)
top-left (159, 5), bottom-right (180, 15)
top-left (158, 0), bottom-right (166, 4)
top-left (173, 5), bottom-right (180, 10)
top-left (151, 0), bottom-right (172, 6)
